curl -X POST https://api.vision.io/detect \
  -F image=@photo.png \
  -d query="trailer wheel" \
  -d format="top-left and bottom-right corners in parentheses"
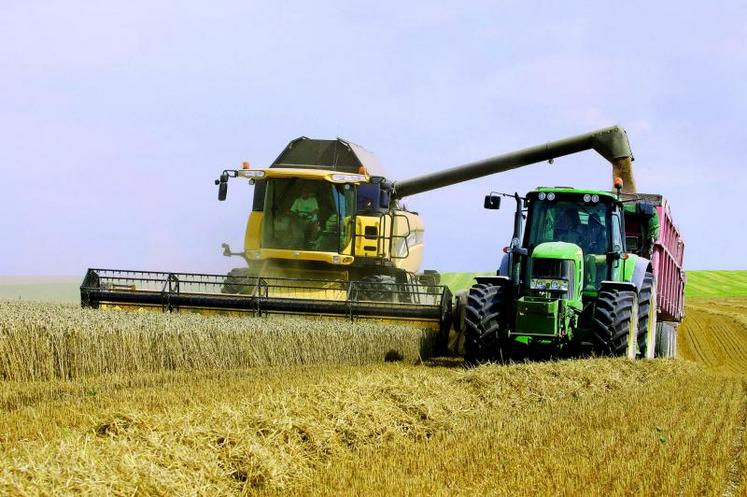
top-left (592, 289), bottom-right (639, 358)
top-left (656, 322), bottom-right (677, 358)
top-left (637, 272), bottom-right (657, 359)
top-left (464, 283), bottom-right (511, 365)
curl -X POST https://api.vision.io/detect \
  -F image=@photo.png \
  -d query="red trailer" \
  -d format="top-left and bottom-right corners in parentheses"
top-left (623, 193), bottom-right (685, 356)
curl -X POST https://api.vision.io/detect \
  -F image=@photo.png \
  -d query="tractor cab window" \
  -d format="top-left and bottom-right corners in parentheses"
top-left (261, 179), bottom-right (355, 252)
top-left (525, 195), bottom-right (612, 292)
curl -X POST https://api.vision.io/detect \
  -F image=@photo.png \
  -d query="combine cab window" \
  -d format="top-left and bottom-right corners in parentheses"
top-left (261, 179), bottom-right (355, 252)
top-left (525, 196), bottom-right (612, 292)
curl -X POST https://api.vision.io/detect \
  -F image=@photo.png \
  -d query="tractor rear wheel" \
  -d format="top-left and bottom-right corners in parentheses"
top-left (637, 272), bottom-right (657, 359)
top-left (464, 283), bottom-right (511, 365)
top-left (592, 288), bottom-right (639, 358)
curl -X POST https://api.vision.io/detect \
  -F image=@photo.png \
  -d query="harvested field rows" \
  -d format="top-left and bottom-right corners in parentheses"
top-left (0, 298), bottom-right (745, 495)
top-left (1, 358), bottom-right (739, 496)
top-left (679, 298), bottom-right (747, 375)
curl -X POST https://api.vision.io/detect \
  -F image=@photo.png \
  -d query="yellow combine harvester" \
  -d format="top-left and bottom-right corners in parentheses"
top-left (82, 127), bottom-right (634, 347)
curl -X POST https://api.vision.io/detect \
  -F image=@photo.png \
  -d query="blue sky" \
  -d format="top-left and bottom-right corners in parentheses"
top-left (1, 1), bottom-right (745, 275)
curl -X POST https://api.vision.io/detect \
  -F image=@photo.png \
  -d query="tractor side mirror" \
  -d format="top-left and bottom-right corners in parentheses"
top-left (484, 194), bottom-right (501, 210)
top-left (216, 173), bottom-right (228, 201)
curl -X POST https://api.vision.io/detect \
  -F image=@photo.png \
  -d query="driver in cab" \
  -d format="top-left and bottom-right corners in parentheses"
top-left (290, 186), bottom-right (320, 247)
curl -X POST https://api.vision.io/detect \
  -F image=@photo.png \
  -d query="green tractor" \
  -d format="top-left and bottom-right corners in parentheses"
top-left (464, 183), bottom-right (658, 363)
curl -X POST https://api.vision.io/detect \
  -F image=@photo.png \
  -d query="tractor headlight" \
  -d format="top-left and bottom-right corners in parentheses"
top-left (538, 192), bottom-right (546, 200)
top-left (530, 278), bottom-right (569, 292)
top-left (546, 192), bottom-right (555, 201)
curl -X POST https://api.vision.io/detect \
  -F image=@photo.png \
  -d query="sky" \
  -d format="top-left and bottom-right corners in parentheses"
top-left (1, 0), bottom-right (745, 276)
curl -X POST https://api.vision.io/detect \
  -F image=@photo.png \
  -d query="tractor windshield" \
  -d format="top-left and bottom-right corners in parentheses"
top-left (261, 179), bottom-right (355, 252)
top-left (525, 195), bottom-right (613, 292)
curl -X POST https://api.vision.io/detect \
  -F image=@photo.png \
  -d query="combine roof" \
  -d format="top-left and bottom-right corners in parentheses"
top-left (270, 137), bottom-right (385, 175)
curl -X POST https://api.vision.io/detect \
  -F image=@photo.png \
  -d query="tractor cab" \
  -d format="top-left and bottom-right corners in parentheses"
top-left (523, 188), bottom-right (625, 296)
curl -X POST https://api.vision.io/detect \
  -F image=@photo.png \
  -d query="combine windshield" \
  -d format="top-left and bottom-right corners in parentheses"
top-left (525, 195), bottom-right (613, 292)
top-left (261, 179), bottom-right (355, 252)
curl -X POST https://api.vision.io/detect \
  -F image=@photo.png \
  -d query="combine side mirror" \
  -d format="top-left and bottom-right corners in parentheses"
top-left (484, 194), bottom-right (501, 210)
top-left (215, 173), bottom-right (229, 201)
top-left (379, 189), bottom-right (391, 210)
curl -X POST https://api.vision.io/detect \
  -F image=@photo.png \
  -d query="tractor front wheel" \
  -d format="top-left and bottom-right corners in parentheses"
top-left (464, 283), bottom-right (511, 365)
top-left (592, 288), bottom-right (639, 358)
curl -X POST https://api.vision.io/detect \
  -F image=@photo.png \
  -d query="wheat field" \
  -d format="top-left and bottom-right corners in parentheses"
top-left (0, 297), bottom-right (746, 495)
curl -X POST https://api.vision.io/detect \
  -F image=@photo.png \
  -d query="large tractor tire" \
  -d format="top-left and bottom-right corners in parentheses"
top-left (464, 283), bottom-right (511, 365)
top-left (592, 288), bottom-right (639, 358)
top-left (221, 267), bottom-right (255, 294)
top-left (637, 271), bottom-right (657, 359)
top-left (655, 322), bottom-right (677, 358)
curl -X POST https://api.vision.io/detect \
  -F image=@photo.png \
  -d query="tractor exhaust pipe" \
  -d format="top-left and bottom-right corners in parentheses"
top-left (392, 125), bottom-right (635, 198)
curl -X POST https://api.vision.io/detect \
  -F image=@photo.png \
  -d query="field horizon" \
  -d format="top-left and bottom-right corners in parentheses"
top-left (2, 269), bottom-right (744, 303)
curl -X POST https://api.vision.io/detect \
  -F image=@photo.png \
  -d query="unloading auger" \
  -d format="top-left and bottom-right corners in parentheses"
top-left (81, 126), bottom-right (634, 343)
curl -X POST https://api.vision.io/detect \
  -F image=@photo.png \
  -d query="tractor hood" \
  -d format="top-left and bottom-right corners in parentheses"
top-left (532, 241), bottom-right (583, 261)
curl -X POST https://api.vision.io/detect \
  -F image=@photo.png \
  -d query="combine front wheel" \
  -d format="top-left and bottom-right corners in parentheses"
top-left (592, 289), bottom-right (639, 358)
top-left (357, 275), bottom-right (398, 302)
top-left (221, 267), bottom-right (255, 294)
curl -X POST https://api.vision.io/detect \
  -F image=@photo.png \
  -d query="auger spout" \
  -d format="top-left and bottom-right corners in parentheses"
top-left (392, 125), bottom-right (635, 198)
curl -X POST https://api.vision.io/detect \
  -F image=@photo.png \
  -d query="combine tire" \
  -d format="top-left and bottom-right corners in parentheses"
top-left (592, 288), bottom-right (639, 358)
top-left (637, 272), bottom-right (657, 359)
top-left (656, 322), bottom-right (677, 358)
top-left (221, 267), bottom-right (255, 294)
top-left (451, 290), bottom-right (468, 356)
top-left (357, 275), bottom-right (397, 302)
top-left (464, 283), bottom-right (511, 365)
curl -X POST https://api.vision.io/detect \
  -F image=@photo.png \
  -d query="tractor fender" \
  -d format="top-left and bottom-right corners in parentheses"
top-left (626, 255), bottom-right (652, 292)
top-left (599, 280), bottom-right (637, 293)
top-left (474, 275), bottom-right (511, 286)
